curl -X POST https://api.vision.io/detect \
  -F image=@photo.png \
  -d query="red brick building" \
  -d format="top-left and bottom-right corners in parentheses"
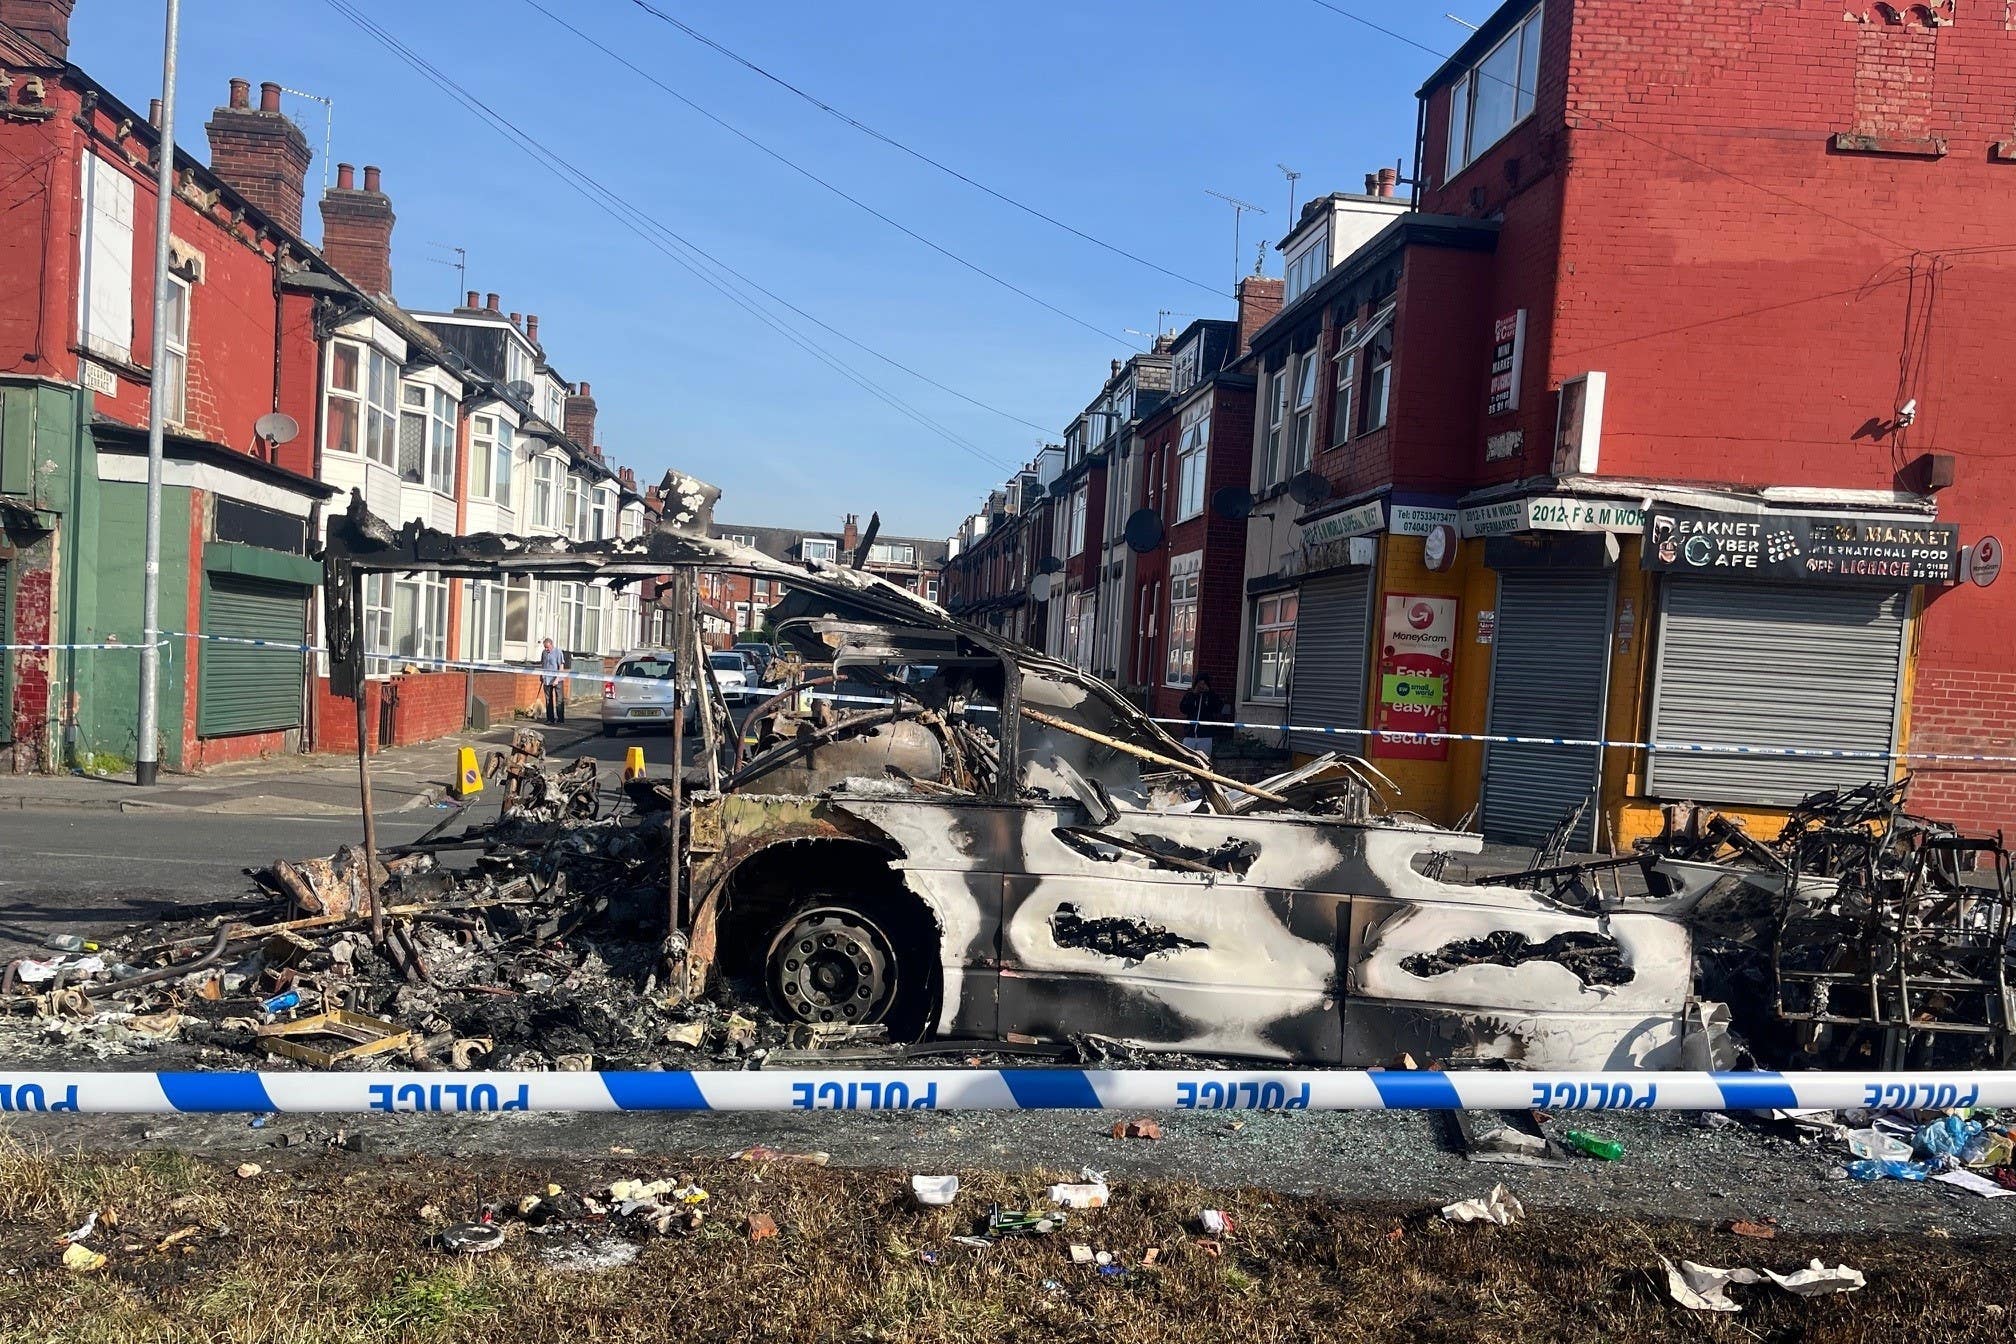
top-left (1234, 0), bottom-right (2016, 843)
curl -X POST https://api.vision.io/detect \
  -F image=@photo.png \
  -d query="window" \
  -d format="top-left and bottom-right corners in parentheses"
top-left (1291, 351), bottom-right (1319, 474)
top-left (546, 382), bottom-right (566, 427)
top-left (1249, 593), bottom-right (1299, 701)
top-left (391, 574), bottom-right (448, 663)
top-left (926, 579), bottom-right (940, 603)
top-left (1360, 323), bottom-right (1394, 434)
top-left (532, 456), bottom-right (561, 531)
top-left (328, 340), bottom-right (398, 466)
top-left (1331, 322), bottom-right (1359, 447)
top-left (1262, 368), bottom-right (1288, 487)
top-left (1067, 486), bottom-right (1088, 556)
top-left (431, 388), bottom-right (457, 493)
top-left (1445, 6), bottom-right (1542, 178)
top-left (472, 415), bottom-right (514, 505)
top-left (1176, 399), bottom-right (1210, 520)
top-left (1284, 234), bottom-right (1329, 305)
top-left (563, 477), bottom-right (584, 539)
top-left (801, 538), bottom-right (838, 563)
top-left (362, 573), bottom-right (393, 674)
top-left (397, 383), bottom-right (456, 491)
top-left (505, 340), bottom-right (533, 393)
top-left (868, 542), bottom-right (916, 566)
top-left (1166, 552), bottom-right (1201, 687)
top-left (469, 581), bottom-right (505, 664)
top-left (1172, 340), bottom-right (1202, 395)
top-left (581, 586), bottom-right (604, 652)
top-left (78, 155), bottom-right (135, 362)
top-left (160, 274), bottom-right (190, 425)
top-left (591, 487), bottom-right (613, 541)
top-left (722, 532), bottom-right (756, 547)
top-left (503, 575), bottom-right (532, 644)
top-left (558, 583), bottom-right (582, 650)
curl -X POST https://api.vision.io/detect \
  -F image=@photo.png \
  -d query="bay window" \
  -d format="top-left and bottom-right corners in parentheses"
top-left (469, 581), bottom-right (505, 664)
top-left (398, 383), bottom-right (459, 492)
top-left (328, 339), bottom-right (398, 467)
top-left (1067, 486), bottom-right (1087, 556)
top-left (1166, 552), bottom-right (1201, 687)
top-left (1445, 6), bottom-right (1542, 179)
top-left (471, 414), bottom-right (513, 505)
top-left (1249, 593), bottom-right (1298, 702)
top-left (591, 486), bottom-right (613, 540)
top-left (532, 455), bottom-right (561, 531)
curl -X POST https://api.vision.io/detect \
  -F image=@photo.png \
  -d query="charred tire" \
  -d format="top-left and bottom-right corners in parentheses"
top-left (763, 900), bottom-right (927, 1039)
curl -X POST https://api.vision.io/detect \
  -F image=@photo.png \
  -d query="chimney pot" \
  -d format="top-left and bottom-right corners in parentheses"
top-left (148, 98), bottom-right (162, 127)
top-left (464, 289), bottom-right (480, 308)
top-left (320, 160), bottom-right (396, 297)
top-left (485, 293), bottom-right (501, 312)
top-left (525, 314), bottom-right (540, 343)
top-left (579, 381), bottom-right (590, 397)
top-left (259, 80), bottom-right (282, 113)
top-left (0, 0), bottom-right (76, 62)
top-left (205, 67), bottom-right (314, 233)
top-left (335, 162), bottom-right (355, 190)
top-left (1365, 172), bottom-right (1379, 195)
top-left (228, 77), bottom-right (250, 109)
top-left (508, 311), bottom-right (522, 328)
top-left (1377, 166), bottom-right (1399, 198)
top-left (362, 164), bottom-right (381, 193)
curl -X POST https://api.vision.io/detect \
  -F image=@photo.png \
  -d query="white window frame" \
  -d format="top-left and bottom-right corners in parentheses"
top-left (469, 580), bottom-right (506, 664)
top-left (1165, 551), bottom-right (1202, 688)
top-left (1361, 322), bottom-right (1394, 435)
top-left (531, 454), bottom-right (561, 531)
top-left (78, 154), bottom-right (135, 363)
top-left (1175, 398), bottom-right (1210, 522)
top-left (160, 273), bottom-right (190, 426)
top-left (1445, 6), bottom-right (1543, 179)
top-left (801, 538), bottom-right (838, 564)
top-left (1331, 321), bottom-right (1359, 447)
top-left (362, 573), bottom-right (394, 675)
top-left (503, 574), bottom-right (533, 645)
top-left (472, 413), bottom-right (514, 505)
top-left (1248, 593), bottom-right (1299, 702)
top-left (1067, 486), bottom-right (1088, 557)
top-left (1291, 350), bottom-right (1319, 475)
top-left (327, 339), bottom-right (399, 467)
top-left (1283, 231), bottom-right (1328, 305)
top-left (563, 476), bottom-right (585, 539)
top-left (868, 542), bottom-right (916, 566)
top-left (1262, 368), bottom-right (1288, 488)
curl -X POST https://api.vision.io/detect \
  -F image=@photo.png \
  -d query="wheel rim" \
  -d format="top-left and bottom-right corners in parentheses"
top-left (766, 907), bottom-right (898, 1025)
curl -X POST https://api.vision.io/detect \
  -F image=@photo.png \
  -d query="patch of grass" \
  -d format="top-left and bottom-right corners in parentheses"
top-left (0, 1142), bottom-right (2003, 1343)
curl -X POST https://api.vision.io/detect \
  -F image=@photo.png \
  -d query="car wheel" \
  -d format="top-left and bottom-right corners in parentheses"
top-left (764, 904), bottom-right (905, 1030)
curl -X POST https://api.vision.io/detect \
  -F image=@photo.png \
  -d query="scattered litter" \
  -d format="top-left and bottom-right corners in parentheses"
top-left (56, 1212), bottom-right (99, 1246)
top-left (155, 1226), bottom-right (199, 1252)
top-left (540, 1238), bottom-right (641, 1273)
top-left (439, 1222), bottom-right (506, 1255)
top-left (1047, 1173), bottom-right (1109, 1209)
top-left (732, 1146), bottom-right (830, 1167)
top-left (1111, 1118), bottom-right (1163, 1141)
top-left (743, 1213), bottom-right (778, 1242)
top-left (256, 1009), bottom-right (409, 1067)
top-left (59, 1243), bottom-right (106, 1273)
top-left (1722, 1218), bottom-right (1779, 1240)
top-left (1660, 1256), bottom-right (1865, 1313)
top-left (1440, 1184), bottom-right (1524, 1227)
top-left (234, 1163), bottom-right (261, 1180)
top-left (1846, 1129), bottom-right (1913, 1162)
top-left (949, 1235), bottom-right (994, 1249)
top-left (1564, 1130), bottom-right (1624, 1161)
top-left (1844, 1159), bottom-right (1931, 1182)
top-left (1068, 1244), bottom-right (1095, 1265)
top-left (987, 1206), bottom-right (1065, 1238)
top-left (911, 1175), bottom-right (960, 1206)
top-left (1931, 1169), bottom-right (2016, 1200)
top-left (1198, 1209), bottom-right (1233, 1236)
top-left (1141, 1247), bottom-right (1161, 1267)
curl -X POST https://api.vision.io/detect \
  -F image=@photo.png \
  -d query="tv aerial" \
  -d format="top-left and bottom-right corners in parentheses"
top-left (1204, 188), bottom-right (1267, 296)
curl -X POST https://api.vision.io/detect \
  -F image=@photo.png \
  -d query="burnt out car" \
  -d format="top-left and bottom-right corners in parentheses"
top-left (323, 479), bottom-right (1733, 1073)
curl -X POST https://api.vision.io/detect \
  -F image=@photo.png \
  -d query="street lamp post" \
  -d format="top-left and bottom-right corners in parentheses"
top-left (135, 0), bottom-right (182, 786)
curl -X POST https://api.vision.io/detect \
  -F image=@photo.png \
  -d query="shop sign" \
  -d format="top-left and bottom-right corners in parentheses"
top-left (1460, 496), bottom-right (1647, 538)
top-left (1488, 310), bottom-right (1527, 416)
top-left (1484, 429), bottom-right (1524, 462)
top-left (1389, 504), bottom-right (1460, 537)
top-left (1644, 508), bottom-right (1960, 585)
top-left (1967, 536), bottom-right (2003, 588)
top-left (1475, 609), bottom-right (1497, 644)
top-left (1300, 500), bottom-right (1385, 546)
top-left (1373, 594), bottom-right (1456, 762)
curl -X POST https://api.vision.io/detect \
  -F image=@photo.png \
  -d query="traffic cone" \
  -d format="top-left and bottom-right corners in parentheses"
top-left (623, 745), bottom-right (646, 782)
top-left (451, 745), bottom-right (484, 799)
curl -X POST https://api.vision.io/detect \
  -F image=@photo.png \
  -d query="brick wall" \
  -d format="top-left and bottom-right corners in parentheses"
top-left (1906, 667), bottom-right (2016, 837)
top-left (4, 558), bottom-right (54, 771)
top-left (386, 670), bottom-right (466, 747)
top-left (312, 677), bottom-right (386, 755)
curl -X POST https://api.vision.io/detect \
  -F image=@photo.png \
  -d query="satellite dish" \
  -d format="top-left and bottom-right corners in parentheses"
top-left (1212, 485), bottom-right (1255, 520)
top-left (1287, 470), bottom-right (1334, 507)
top-left (505, 380), bottom-right (535, 401)
top-left (1030, 573), bottom-right (1055, 602)
top-left (1038, 555), bottom-right (1065, 575)
top-left (1123, 508), bottom-right (1166, 555)
top-left (253, 412), bottom-right (299, 446)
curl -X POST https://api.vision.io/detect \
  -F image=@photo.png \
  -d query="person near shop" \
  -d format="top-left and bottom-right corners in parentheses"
top-left (539, 638), bottom-right (570, 724)
top-left (1180, 673), bottom-right (1229, 759)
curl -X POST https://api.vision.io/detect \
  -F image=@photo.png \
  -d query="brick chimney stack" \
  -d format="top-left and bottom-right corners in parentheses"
top-left (841, 514), bottom-right (860, 554)
top-left (204, 78), bottom-right (313, 234)
top-left (0, 0), bottom-right (75, 63)
top-left (1235, 275), bottom-right (1284, 357)
top-left (319, 162), bottom-right (396, 298)
top-left (564, 381), bottom-right (597, 447)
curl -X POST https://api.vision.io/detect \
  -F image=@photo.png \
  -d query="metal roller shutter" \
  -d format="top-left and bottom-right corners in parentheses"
top-left (1648, 581), bottom-right (1904, 805)
top-left (0, 560), bottom-right (12, 744)
top-left (1482, 570), bottom-right (1614, 848)
top-left (1287, 571), bottom-right (1373, 756)
top-left (198, 573), bottom-right (306, 737)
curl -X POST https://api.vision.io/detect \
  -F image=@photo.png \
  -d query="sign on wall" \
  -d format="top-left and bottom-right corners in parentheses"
top-left (1644, 508), bottom-right (1960, 585)
top-left (1553, 372), bottom-right (1606, 476)
top-left (1373, 594), bottom-right (1457, 761)
top-left (1487, 310), bottom-right (1527, 416)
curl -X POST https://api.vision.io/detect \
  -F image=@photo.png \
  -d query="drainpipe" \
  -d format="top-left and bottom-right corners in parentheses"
top-left (1410, 96), bottom-right (1427, 211)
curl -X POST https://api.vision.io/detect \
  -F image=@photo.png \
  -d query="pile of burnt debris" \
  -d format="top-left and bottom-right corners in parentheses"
top-left (1500, 778), bottom-right (2015, 1070)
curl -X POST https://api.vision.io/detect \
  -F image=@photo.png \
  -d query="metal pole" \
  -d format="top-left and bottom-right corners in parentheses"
top-left (351, 575), bottom-right (383, 946)
top-left (135, 0), bottom-right (182, 787)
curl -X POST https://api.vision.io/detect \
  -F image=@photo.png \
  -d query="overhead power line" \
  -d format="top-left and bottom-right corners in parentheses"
top-left (321, 0), bottom-right (1026, 475)
top-left (522, 0), bottom-right (1138, 356)
top-left (624, 0), bottom-right (1228, 300)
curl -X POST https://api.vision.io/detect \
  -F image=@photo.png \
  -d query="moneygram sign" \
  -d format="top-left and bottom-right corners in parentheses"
top-left (1374, 594), bottom-right (1456, 761)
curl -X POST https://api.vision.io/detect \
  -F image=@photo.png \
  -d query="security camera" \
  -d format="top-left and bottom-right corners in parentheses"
top-left (1897, 399), bottom-right (1917, 428)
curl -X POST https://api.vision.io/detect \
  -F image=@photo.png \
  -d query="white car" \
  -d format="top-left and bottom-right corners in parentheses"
top-left (600, 649), bottom-right (679, 735)
top-left (709, 650), bottom-right (757, 705)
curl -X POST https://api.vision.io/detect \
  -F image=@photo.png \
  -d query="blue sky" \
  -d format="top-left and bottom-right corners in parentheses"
top-left (74, 0), bottom-right (1498, 536)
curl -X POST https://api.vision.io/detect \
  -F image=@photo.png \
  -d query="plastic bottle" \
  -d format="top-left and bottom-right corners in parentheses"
top-left (1846, 1129), bottom-right (1913, 1162)
top-left (260, 990), bottom-right (301, 1014)
top-left (1844, 1158), bottom-right (1930, 1182)
top-left (1565, 1130), bottom-right (1624, 1161)
top-left (44, 934), bottom-right (100, 953)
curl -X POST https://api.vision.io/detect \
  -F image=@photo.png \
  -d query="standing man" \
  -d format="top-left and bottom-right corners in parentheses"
top-left (1179, 673), bottom-right (1228, 760)
top-left (539, 637), bottom-right (569, 724)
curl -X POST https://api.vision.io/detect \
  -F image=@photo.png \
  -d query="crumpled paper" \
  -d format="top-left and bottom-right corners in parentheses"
top-left (1439, 1184), bottom-right (1524, 1226)
top-left (1660, 1256), bottom-right (1865, 1313)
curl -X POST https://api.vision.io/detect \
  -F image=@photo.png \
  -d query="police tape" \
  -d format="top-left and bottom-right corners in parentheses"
top-left (0, 1069), bottom-right (2009, 1115)
top-left (10, 633), bottom-right (2016, 764)
top-left (0, 640), bottom-right (171, 652)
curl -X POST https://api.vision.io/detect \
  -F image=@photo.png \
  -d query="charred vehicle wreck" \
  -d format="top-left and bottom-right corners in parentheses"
top-left (321, 481), bottom-right (1746, 1074)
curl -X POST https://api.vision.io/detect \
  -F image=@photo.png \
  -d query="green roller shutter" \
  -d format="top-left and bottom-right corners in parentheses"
top-left (198, 573), bottom-right (306, 736)
top-left (0, 559), bottom-right (12, 745)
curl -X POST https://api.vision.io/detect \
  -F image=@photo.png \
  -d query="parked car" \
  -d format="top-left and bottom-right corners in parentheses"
top-left (600, 649), bottom-right (680, 735)
top-left (733, 641), bottom-right (776, 680)
top-left (709, 649), bottom-right (757, 705)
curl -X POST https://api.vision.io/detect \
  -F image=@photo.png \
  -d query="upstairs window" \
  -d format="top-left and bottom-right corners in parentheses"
top-left (471, 415), bottom-right (514, 507)
top-left (327, 339), bottom-right (397, 467)
top-left (532, 455), bottom-right (561, 531)
top-left (1262, 368), bottom-right (1288, 488)
top-left (801, 538), bottom-right (838, 563)
top-left (160, 275), bottom-right (190, 426)
top-left (591, 486), bottom-right (614, 540)
top-left (1291, 350), bottom-right (1320, 475)
top-left (869, 542), bottom-right (916, 565)
top-left (398, 383), bottom-right (458, 493)
top-left (1445, 6), bottom-right (1542, 179)
top-left (1284, 233), bottom-right (1328, 305)
top-left (77, 155), bottom-right (135, 363)
top-left (1360, 322), bottom-right (1395, 435)
top-left (1331, 321), bottom-right (1359, 448)
top-left (1175, 398), bottom-right (1210, 521)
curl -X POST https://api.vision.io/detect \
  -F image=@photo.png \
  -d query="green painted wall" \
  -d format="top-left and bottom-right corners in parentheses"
top-left (74, 477), bottom-right (193, 772)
